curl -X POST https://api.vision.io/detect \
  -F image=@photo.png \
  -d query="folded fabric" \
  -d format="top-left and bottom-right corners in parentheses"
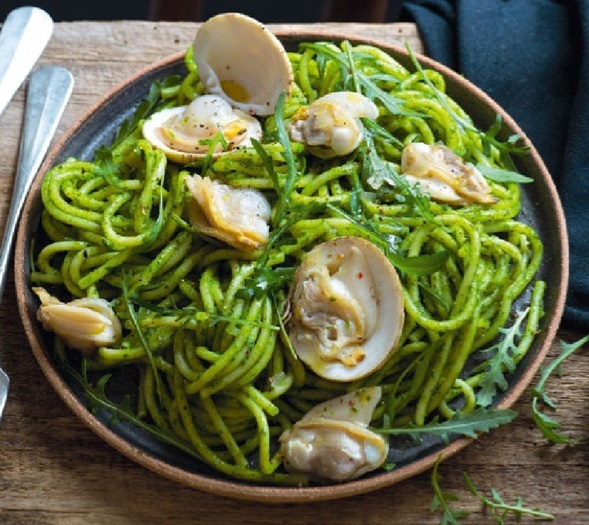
top-left (401, 0), bottom-right (589, 329)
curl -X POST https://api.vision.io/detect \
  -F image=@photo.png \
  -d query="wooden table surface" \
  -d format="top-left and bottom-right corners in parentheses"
top-left (0, 20), bottom-right (587, 525)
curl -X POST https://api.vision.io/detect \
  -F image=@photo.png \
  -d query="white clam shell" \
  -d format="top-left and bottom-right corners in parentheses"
top-left (185, 174), bottom-right (271, 251)
top-left (142, 95), bottom-right (262, 163)
top-left (279, 387), bottom-right (389, 482)
top-left (193, 12), bottom-right (293, 116)
top-left (289, 91), bottom-right (378, 158)
top-left (33, 287), bottom-right (122, 355)
top-left (401, 142), bottom-right (497, 205)
top-left (287, 237), bottom-right (404, 382)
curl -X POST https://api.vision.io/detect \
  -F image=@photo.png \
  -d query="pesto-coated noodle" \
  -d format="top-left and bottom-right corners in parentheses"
top-left (31, 40), bottom-right (544, 484)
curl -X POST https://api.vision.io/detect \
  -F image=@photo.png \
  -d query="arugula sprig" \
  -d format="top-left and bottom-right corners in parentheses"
top-left (122, 291), bottom-right (279, 331)
top-left (199, 129), bottom-right (229, 176)
top-left (430, 458), bottom-right (470, 525)
top-left (54, 347), bottom-right (206, 462)
top-left (326, 203), bottom-right (448, 276)
top-left (109, 79), bottom-right (167, 151)
top-left (300, 41), bottom-right (420, 117)
top-left (476, 164), bottom-right (533, 184)
top-left (376, 408), bottom-right (517, 443)
top-left (475, 308), bottom-right (530, 408)
top-left (121, 275), bottom-right (163, 401)
top-left (431, 457), bottom-right (554, 525)
top-left (531, 334), bottom-right (589, 445)
top-left (463, 473), bottom-right (554, 524)
top-left (94, 78), bottom-right (177, 185)
top-left (265, 90), bottom-right (299, 228)
top-left (359, 126), bottom-right (433, 220)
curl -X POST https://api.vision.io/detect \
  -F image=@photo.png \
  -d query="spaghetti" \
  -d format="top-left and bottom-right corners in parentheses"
top-left (30, 40), bottom-right (544, 484)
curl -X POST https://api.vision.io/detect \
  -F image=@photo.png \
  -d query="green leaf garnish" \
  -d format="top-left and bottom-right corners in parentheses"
top-left (94, 147), bottom-right (123, 188)
top-left (475, 308), bottom-right (530, 407)
top-left (251, 138), bottom-right (282, 197)
top-left (300, 41), bottom-right (420, 117)
top-left (125, 296), bottom-right (279, 331)
top-left (362, 117), bottom-right (404, 148)
top-left (273, 90), bottom-right (299, 226)
top-left (241, 267), bottom-right (296, 300)
top-left (111, 80), bottom-right (162, 150)
top-left (55, 350), bottom-right (207, 461)
top-left (477, 164), bottom-right (533, 184)
top-left (531, 334), bottom-right (589, 444)
top-left (389, 250), bottom-right (449, 277)
top-left (199, 129), bottom-right (229, 176)
top-left (121, 275), bottom-right (163, 400)
top-left (325, 203), bottom-right (448, 275)
top-left (359, 128), bottom-right (433, 220)
top-left (377, 408), bottom-right (517, 443)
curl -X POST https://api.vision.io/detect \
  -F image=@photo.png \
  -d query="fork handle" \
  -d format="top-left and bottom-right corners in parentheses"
top-left (0, 66), bottom-right (73, 301)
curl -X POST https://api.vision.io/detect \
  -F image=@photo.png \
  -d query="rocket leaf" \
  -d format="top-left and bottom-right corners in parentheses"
top-left (531, 334), bottom-right (589, 444)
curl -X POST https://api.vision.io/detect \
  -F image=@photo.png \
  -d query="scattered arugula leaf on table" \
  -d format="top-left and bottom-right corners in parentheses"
top-left (531, 333), bottom-right (589, 445)
top-left (430, 457), bottom-right (554, 524)
top-left (430, 457), bottom-right (470, 525)
top-left (463, 473), bottom-right (554, 523)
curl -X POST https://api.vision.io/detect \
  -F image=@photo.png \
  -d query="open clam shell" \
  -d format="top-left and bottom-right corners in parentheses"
top-left (142, 94), bottom-right (262, 164)
top-left (193, 12), bottom-right (293, 116)
top-left (287, 236), bottom-right (405, 382)
top-left (279, 387), bottom-right (389, 482)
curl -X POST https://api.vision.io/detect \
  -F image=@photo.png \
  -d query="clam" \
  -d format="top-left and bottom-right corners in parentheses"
top-left (279, 387), bottom-right (389, 482)
top-left (143, 13), bottom-right (293, 163)
top-left (142, 95), bottom-right (262, 164)
top-left (289, 91), bottom-right (378, 158)
top-left (185, 174), bottom-right (271, 251)
top-left (193, 12), bottom-right (293, 116)
top-left (401, 142), bottom-right (497, 205)
top-left (286, 236), bottom-right (404, 382)
top-left (33, 287), bottom-right (122, 356)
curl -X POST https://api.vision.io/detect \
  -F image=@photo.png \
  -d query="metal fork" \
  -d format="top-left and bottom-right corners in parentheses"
top-left (0, 6), bottom-right (53, 421)
top-left (0, 9), bottom-right (74, 420)
top-left (0, 7), bottom-right (52, 421)
top-left (0, 67), bottom-right (74, 419)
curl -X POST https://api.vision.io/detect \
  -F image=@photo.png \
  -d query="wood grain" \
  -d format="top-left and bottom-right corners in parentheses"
top-left (0, 21), bottom-right (587, 524)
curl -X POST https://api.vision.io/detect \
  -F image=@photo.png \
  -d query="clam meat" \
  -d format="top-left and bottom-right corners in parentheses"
top-left (142, 95), bottom-right (262, 164)
top-left (185, 174), bottom-right (271, 251)
top-left (401, 142), bottom-right (497, 205)
top-left (287, 236), bottom-right (404, 382)
top-left (289, 92), bottom-right (379, 158)
top-left (279, 387), bottom-right (389, 482)
top-left (33, 287), bottom-right (122, 356)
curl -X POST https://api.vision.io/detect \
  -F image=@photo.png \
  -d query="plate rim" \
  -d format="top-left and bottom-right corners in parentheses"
top-left (14, 29), bottom-right (569, 503)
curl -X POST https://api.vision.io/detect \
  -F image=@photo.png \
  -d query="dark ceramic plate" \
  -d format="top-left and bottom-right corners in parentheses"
top-left (15, 32), bottom-right (568, 503)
